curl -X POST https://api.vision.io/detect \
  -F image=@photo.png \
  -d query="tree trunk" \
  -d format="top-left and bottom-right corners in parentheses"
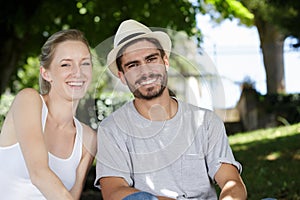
top-left (255, 18), bottom-right (286, 94)
top-left (0, 38), bottom-right (20, 94)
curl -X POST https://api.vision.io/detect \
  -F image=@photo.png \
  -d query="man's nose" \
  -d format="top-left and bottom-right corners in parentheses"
top-left (139, 63), bottom-right (153, 75)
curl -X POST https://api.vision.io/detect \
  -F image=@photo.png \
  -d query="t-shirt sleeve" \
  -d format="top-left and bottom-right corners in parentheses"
top-left (94, 125), bottom-right (133, 189)
top-left (205, 111), bottom-right (242, 182)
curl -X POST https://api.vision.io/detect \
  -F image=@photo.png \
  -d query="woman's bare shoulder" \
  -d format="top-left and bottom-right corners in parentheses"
top-left (14, 88), bottom-right (41, 101)
top-left (10, 88), bottom-right (42, 112)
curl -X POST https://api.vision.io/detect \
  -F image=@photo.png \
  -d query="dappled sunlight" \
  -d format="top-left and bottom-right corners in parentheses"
top-left (229, 123), bottom-right (300, 147)
top-left (230, 144), bottom-right (249, 151)
top-left (293, 150), bottom-right (300, 160)
top-left (228, 123), bottom-right (300, 199)
top-left (264, 151), bottom-right (281, 161)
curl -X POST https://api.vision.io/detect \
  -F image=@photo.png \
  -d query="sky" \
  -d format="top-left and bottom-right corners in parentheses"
top-left (195, 14), bottom-right (300, 108)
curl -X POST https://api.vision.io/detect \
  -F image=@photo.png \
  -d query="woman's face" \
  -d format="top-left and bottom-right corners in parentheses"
top-left (45, 40), bottom-right (92, 101)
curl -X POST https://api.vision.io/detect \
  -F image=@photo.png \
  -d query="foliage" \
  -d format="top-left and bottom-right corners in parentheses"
top-left (228, 123), bottom-right (300, 199)
top-left (202, 0), bottom-right (300, 38)
top-left (241, 76), bottom-right (256, 90)
top-left (1, 0), bottom-right (202, 95)
top-left (14, 57), bottom-right (40, 92)
top-left (95, 92), bottom-right (133, 121)
top-left (200, 0), bottom-right (300, 94)
top-left (245, 0), bottom-right (300, 38)
top-left (2, 0), bottom-right (299, 96)
top-left (0, 92), bottom-right (15, 129)
top-left (259, 93), bottom-right (300, 125)
top-left (201, 0), bottom-right (254, 25)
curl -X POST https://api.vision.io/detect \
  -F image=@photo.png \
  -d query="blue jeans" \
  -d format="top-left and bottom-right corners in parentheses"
top-left (123, 192), bottom-right (159, 200)
top-left (261, 198), bottom-right (277, 200)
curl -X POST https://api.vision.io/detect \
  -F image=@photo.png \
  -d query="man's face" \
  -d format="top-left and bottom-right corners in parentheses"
top-left (118, 40), bottom-right (169, 100)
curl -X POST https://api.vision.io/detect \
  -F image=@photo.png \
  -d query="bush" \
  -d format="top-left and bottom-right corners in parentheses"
top-left (0, 91), bottom-right (15, 129)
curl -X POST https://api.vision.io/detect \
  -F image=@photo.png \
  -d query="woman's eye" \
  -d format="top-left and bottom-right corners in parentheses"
top-left (82, 62), bottom-right (91, 66)
top-left (61, 63), bottom-right (70, 67)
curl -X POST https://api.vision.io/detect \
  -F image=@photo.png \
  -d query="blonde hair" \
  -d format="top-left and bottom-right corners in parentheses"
top-left (39, 29), bottom-right (91, 94)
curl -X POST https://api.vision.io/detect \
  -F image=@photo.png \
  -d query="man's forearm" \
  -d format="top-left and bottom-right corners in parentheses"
top-left (103, 186), bottom-right (139, 200)
top-left (219, 180), bottom-right (247, 200)
top-left (157, 196), bottom-right (176, 200)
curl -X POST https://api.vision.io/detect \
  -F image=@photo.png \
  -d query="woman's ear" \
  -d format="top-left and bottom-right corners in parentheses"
top-left (40, 66), bottom-right (52, 82)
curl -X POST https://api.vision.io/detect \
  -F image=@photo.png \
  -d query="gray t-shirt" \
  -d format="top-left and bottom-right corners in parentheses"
top-left (95, 99), bottom-right (241, 200)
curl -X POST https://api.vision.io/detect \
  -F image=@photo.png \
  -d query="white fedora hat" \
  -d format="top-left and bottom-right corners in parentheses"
top-left (107, 19), bottom-right (172, 76)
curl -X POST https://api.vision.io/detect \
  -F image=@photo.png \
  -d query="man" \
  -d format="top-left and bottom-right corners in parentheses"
top-left (95, 19), bottom-right (247, 200)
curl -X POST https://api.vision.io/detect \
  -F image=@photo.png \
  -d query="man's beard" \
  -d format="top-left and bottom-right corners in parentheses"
top-left (126, 72), bottom-right (168, 100)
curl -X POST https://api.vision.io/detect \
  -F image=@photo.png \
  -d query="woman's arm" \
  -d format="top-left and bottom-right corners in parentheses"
top-left (70, 124), bottom-right (97, 199)
top-left (13, 88), bottom-right (73, 200)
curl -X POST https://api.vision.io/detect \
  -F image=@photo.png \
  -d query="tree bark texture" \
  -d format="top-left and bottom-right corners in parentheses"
top-left (255, 17), bottom-right (286, 94)
top-left (0, 38), bottom-right (21, 94)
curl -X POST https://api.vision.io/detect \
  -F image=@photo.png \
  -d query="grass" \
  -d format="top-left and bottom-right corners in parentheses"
top-left (228, 123), bottom-right (300, 200)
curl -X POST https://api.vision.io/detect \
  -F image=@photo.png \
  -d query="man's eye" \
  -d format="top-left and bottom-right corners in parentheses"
top-left (147, 57), bottom-right (157, 63)
top-left (128, 64), bottom-right (138, 68)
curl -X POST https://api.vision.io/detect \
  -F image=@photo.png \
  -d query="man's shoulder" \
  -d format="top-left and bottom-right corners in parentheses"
top-left (178, 100), bottom-right (221, 122)
top-left (179, 99), bottom-right (212, 113)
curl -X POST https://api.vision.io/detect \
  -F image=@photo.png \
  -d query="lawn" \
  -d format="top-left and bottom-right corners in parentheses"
top-left (229, 122), bottom-right (300, 200)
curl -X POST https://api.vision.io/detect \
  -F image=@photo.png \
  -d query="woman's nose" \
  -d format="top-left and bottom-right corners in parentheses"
top-left (71, 64), bottom-right (81, 76)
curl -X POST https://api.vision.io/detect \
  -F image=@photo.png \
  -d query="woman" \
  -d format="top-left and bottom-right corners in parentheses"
top-left (0, 29), bottom-right (96, 199)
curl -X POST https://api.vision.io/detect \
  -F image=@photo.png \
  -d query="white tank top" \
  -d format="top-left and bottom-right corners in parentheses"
top-left (0, 95), bottom-right (82, 199)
